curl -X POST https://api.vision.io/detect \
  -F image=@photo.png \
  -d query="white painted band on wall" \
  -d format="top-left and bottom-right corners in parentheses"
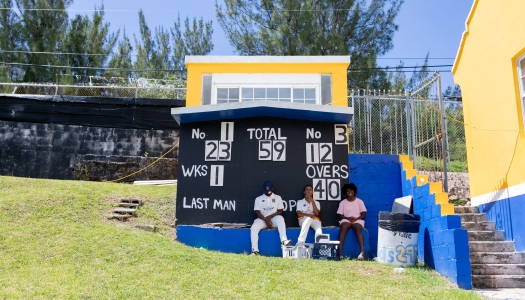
top-left (185, 55), bottom-right (351, 64)
top-left (471, 181), bottom-right (525, 206)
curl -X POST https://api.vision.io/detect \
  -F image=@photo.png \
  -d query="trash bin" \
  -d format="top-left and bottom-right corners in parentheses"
top-left (377, 211), bottom-right (420, 266)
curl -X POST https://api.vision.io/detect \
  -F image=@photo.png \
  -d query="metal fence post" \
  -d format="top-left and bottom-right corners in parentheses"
top-left (438, 75), bottom-right (449, 192)
top-left (55, 73), bottom-right (58, 96)
top-left (409, 94), bottom-right (417, 169)
top-left (405, 93), bottom-right (413, 161)
top-left (366, 92), bottom-right (372, 153)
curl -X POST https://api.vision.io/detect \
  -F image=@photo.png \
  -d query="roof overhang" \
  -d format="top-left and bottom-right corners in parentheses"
top-left (171, 101), bottom-right (353, 125)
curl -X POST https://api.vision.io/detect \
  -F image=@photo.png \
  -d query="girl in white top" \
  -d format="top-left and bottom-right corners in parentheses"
top-left (296, 185), bottom-right (323, 244)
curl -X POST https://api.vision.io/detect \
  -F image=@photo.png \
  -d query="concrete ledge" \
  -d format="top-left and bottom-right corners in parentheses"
top-left (176, 225), bottom-right (370, 258)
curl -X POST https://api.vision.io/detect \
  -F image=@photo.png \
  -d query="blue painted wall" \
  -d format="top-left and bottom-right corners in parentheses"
top-left (479, 193), bottom-right (525, 252)
top-left (408, 171), bottom-right (472, 290)
top-left (177, 225), bottom-right (370, 258)
top-left (349, 154), bottom-right (402, 257)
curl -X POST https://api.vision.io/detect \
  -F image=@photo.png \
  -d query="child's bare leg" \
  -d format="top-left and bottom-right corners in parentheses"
top-left (339, 222), bottom-right (352, 259)
top-left (352, 223), bottom-right (365, 257)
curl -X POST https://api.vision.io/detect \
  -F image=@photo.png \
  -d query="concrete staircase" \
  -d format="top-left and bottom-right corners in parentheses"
top-left (108, 198), bottom-right (143, 221)
top-left (455, 206), bottom-right (525, 288)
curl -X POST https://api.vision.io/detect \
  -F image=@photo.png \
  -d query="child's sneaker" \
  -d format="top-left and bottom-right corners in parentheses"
top-left (281, 240), bottom-right (292, 246)
top-left (249, 251), bottom-right (260, 256)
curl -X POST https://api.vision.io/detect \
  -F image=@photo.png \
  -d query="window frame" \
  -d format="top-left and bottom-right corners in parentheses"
top-left (518, 54), bottom-right (525, 126)
top-left (213, 85), bottom-right (319, 105)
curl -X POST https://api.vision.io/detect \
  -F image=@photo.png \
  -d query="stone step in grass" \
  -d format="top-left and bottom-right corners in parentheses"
top-left (462, 221), bottom-right (495, 231)
top-left (471, 252), bottom-right (525, 264)
top-left (121, 198), bottom-right (142, 206)
top-left (112, 208), bottom-right (136, 215)
top-left (468, 231), bottom-right (505, 241)
top-left (454, 206), bottom-right (479, 214)
top-left (459, 213), bottom-right (487, 223)
top-left (108, 214), bottom-right (131, 221)
top-left (472, 264), bottom-right (525, 276)
top-left (469, 241), bottom-right (516, 253)
top-left (118, 202), bottom-right (140, 208)
top-left (472, 275), bottom-right (525, 289)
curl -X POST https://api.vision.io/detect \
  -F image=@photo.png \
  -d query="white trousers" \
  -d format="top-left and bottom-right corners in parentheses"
top-left (298, 217), bottom-right (323, 243)
top-left (250, 215), bottom-right (288, 252)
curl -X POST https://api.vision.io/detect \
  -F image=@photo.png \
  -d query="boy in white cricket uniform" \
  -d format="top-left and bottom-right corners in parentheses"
top-left (296, 185), bottom-right (322, 244)
top-left (250, 180), bottom-right (292, 255)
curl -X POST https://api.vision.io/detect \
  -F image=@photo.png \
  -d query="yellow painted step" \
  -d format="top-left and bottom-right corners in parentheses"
top-left (401, 160), bottom-right (414, 171)
top-left (399, 155), bottom-right (410, 162)
top-left (434, 192), bottom-right (449, 205)
top-left (429, 182), bottom-right (443, 194)
top-left (416, 175), bottom-right (428, 186)
top-left (405, 169), bottom-right (417, 179)
top-left (440, 203), bottom-right (455, 216)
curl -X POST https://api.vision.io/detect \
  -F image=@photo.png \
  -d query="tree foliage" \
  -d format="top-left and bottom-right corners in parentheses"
top-left (172, 15), bottom-right (214, 70)
top-left (216, 0), bottom-right (404, 89)
top-left (133, 10), bottom-right (214, 78)
top-left (15, 0), bottom-right (72, 82)
top-left (0, 0), bottom-right (22, 81)
top-left (61, 4), bottom-right (117, 78)
top-left (0, 1), bottom-right (214, 82)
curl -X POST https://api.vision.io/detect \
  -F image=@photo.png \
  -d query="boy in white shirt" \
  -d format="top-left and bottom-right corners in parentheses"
top-left (250, 180), bottom-right (292, 256)
top-left (296, 185), bottom-right (322, 244)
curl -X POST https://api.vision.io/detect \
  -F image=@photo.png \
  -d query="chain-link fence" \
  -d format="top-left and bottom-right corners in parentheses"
top-left (0, 73), bottom-right (187, 100)
top-left (349, 74), bottom-right (467, 193)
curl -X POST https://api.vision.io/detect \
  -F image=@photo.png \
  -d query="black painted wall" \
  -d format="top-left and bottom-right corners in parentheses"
top-left (175, 117), bottom-right (350, 227)
top-left (0, 95), bottom-right (184, 180)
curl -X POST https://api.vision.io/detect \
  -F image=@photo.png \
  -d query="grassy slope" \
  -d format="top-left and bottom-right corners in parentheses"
top-left (0, 176), bottom-right (481, 299)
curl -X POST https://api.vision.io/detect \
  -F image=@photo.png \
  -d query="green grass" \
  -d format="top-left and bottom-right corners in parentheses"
top-left (416, 156), bottom-right (468, 173)
top-left (0, 176), bottom-right (481, 299)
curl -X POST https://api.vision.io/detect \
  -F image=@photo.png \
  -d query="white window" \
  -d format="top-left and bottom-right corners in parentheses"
top-left (241, 87), bottom-right (291, 102)
top-left (293, 88), bottom-right (316, 104)
top-left (518, 55), bottom-right (525, 120)
top-left (209, 74), bottom-right (323, 105)
top-left (216, 86), bottom-right (317, 104)
top-left (217, 88), bottom-right (239, 104)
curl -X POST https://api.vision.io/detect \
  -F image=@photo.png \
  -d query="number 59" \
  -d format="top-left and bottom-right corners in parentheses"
top-left (259, 140), bottom-right (286, 161)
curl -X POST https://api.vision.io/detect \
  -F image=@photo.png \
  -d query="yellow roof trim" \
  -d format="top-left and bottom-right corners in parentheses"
top-left (452, 0), bottom-right (479, 75)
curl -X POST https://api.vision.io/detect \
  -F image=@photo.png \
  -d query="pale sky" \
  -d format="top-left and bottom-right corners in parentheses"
top-left (68, 0), bottom-right (473, 89)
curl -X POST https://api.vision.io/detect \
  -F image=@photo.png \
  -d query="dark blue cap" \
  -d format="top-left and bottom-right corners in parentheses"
top-left (263, 180), bottom-right (273, 194)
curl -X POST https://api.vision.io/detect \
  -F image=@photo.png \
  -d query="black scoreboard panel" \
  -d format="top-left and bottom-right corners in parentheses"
top-left (175, 117), bottom-right (349, 227)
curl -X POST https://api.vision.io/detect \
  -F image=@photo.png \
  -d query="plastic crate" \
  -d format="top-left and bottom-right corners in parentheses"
top-left (281, 243), bottom-right (314, 259)
top-left (313, 242), bottom-right (340, 261)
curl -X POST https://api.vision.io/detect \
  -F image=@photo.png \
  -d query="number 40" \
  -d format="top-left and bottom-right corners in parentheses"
top-left (313, 179), bottom-right (340, 200)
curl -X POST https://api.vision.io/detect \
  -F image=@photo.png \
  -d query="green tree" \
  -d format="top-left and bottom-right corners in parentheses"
top-left (15, 0), bottom-right (73, 82)
top-left (216, 0), bottom-right (403, 89)
top-left (134, 10), bottom-right (157, 78)
top-left (107, 28), bottom-right (133, 78)
top-left (60, 4), bottom-right (117, 88)
top-left (135, 10), bottom-right (214, 78)
top-left (0, 0), bottom-right (22, 82)
top-left (171, 15), bottom-right (214, 70)
top-left (150, 25), bottom-right (172, 71)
